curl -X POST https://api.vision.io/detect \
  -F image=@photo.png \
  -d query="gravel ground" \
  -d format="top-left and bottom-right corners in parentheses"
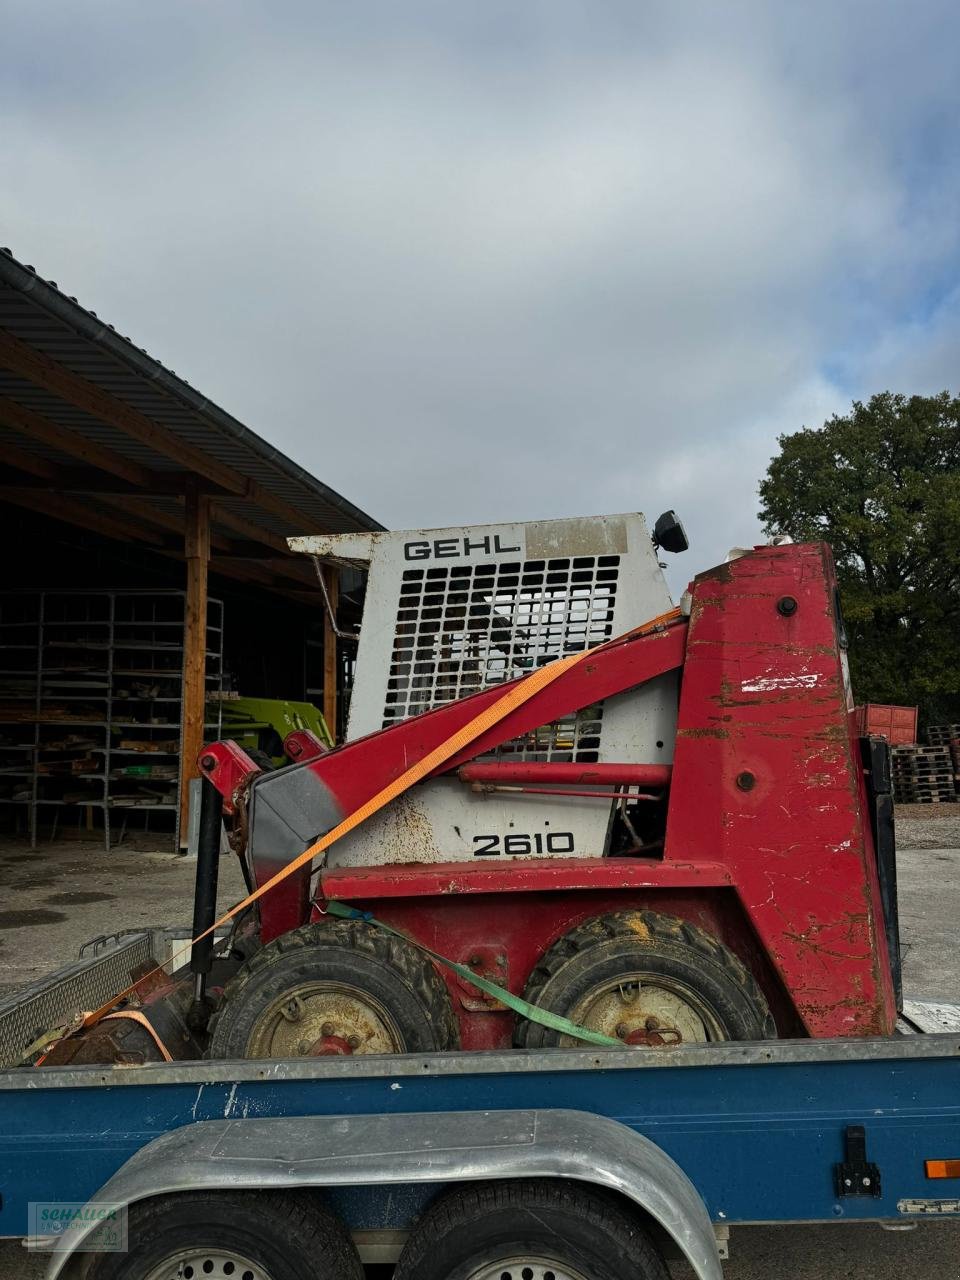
top-left (894, 803), bottom-right (960, 849)
top-left (0, 808), bottom-right (957, 1279)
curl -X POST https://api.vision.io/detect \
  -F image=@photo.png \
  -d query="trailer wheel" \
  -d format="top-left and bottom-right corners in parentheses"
top-left (515, 910), bottom-right (776, 1049)
top-left (394, 1178), bottom-right (668, 1280)
top-left (81, 1189), bottom-right (361, 1280)
top-left (207, 919), bottom-right (459, 1059)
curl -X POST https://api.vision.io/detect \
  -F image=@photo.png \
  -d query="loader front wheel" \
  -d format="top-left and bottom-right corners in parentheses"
top-left (515, 910), bottom-right (776, 1049)
top-left (207, 919), bottom-right (459, 1059)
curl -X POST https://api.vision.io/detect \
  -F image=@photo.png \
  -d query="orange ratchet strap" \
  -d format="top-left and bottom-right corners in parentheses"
top-left (54, 607), bottom-right (683, 1042)
top-left (101, 1010), bottom-right (174, 1062)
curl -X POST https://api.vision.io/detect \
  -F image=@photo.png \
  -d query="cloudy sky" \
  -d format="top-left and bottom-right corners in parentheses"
top-left (2, 2), bottom-right (958, 575)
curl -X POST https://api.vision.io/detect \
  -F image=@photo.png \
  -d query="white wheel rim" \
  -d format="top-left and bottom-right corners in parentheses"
top-left (247, 979), bottom-right (405, 1056)
top-left (144, 1247), bottom-right (273, 1280)
top-left (560, 972), bottom-right (727, 1047)
top-left (466, 1258), bottom-right (590, 1280)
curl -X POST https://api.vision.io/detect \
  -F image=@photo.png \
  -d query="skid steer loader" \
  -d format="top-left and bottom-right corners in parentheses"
top-left (42, 511), bottom-right (900, 1067)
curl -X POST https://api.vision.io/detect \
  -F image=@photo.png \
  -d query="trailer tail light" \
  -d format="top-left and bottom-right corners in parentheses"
top-left (925, 1160), bottom-right (960, 1179)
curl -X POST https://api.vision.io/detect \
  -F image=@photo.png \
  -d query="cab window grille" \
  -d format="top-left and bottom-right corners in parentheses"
top-left (382, 555), bottom-right (620, 762)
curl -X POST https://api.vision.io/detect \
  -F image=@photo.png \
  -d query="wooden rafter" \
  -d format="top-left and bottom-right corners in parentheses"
top-left (0, 402), bottom-right (304, 555)
top-left (0, 488), bottom-right (167, 547)
top-left (99, 495), bottom-right (317, 587)
top-left (0, 463), bottom-right (224, 496)
top-left (0, 487), bottom-right (311, 604)
top-left (0, 328), bottom-right (320, 530)
top-left (209, 502), bottom-right (291, 553)
top-left (0, 395), bottom-right (152, 486)
top-left (0, 439), bottom-right (62, 482)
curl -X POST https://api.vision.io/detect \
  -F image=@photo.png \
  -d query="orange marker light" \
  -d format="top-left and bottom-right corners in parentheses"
top-left (925, 1160), bottom-right (960, 1179)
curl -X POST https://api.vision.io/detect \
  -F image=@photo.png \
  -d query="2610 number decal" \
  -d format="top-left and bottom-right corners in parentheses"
top-left (472, 831), bottom-right (575, 857)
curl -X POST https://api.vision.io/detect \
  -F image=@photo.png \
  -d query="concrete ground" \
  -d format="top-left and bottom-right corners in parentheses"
top-left (0, 834), bottom-right (246, 999)
top-left (0, 807), bottom-right (958, 1278)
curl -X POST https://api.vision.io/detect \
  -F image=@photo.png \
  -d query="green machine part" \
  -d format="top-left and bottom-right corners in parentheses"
top-left (211, 697), bottom-right (334, 764)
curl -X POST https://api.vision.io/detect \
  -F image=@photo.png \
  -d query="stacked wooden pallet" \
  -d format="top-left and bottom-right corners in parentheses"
top-left (925, 725), bottom-right (960, 800)
top-left (927, 725), bottom-right (960, 743)
top-left (891, 743), bottom-right (957, 804)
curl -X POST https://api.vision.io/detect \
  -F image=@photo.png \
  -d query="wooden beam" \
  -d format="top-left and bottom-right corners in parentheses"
top-left (269, 588), bottom-right (329, 605)
top-left (100, 496), bottom-right (318, 587)
top-left (180, 482), bottom-right (211, 842)
top-left (204, 558), bottom-right (314, 603)
top-left (0, 465), bottom-right (140, 493)
top-left (0, 464), bottom-right (226, 496)
top-left (206, 539), bottom-right (289, 559)
top-left (97, 494), bottom-right (230, 550)
top-left (214, 557), bottom-right (317, 589)
top-left (0, 331), bottom-right (247, 494)
top-left (0, 328), bottom-right (320, 530)
top-left (323, 565), bottom-right (339, 742)
top-left (0, 396), bottom-right (153, 486)
top-left (102, 497), bottom-right (316, 584)
top-left (0, 419), bottom-right (296, 557)
top-left (0, 440), bottom-right (62, 482)
top-left (210, 503), bottom-right (290, 554)
top-left (0, 488), bottom-right (168, 547)
top-left (0, 485), bottom-right (311, 604)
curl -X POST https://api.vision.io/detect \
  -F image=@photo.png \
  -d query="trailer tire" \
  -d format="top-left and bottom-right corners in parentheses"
top-left (79, 1189), bottom-right (361, 1280)
top-left (394, 1178), bottom-right (668, 1280)
top-left (207, 919), bottom-right (459, 1059)
top-left (515, 909), bottom-right (776, 1049)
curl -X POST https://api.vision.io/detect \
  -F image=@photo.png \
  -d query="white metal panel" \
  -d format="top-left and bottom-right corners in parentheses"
top-left (304, 514), bottom-right (677, 867)
top-left (295, 514), bottom-right (672, 740)
top-left (325, 779), bottom-right (615, 867)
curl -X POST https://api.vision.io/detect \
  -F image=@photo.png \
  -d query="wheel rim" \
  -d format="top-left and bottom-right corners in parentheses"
top-left (144, 1248), bottom-right (273, 1280)
top-left (560, 971), bottom-right (727, 1048)
top-left (246, 979), bottom-right (405, 1057)
top-left (465, 1257), bottom-right (590, 1280)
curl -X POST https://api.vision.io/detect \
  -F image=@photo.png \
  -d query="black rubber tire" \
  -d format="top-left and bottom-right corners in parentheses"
top-left (207, 919), bottom-right (459, 1059)
top-left (80, 1189), bottom-right (362, 1280)
top-left (394, 1178), bottom-right (669, 1280)
top-left (515, 909), bottom-right (776, 1049)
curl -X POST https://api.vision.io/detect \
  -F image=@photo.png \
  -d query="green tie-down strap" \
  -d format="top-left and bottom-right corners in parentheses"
top-left (322, 898), bottom-right (623, 1049)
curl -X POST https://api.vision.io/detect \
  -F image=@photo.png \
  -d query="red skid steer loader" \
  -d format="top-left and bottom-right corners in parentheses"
top-left (44, 512), bottom-right (899, 1066)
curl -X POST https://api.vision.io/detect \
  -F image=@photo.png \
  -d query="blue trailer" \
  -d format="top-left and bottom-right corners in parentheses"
top-left (0, 931), bottom-right (959, 1280)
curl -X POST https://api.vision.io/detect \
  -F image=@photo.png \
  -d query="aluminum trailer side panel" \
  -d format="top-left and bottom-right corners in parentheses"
top-left (1, 1037), bottom-right (960, 1239)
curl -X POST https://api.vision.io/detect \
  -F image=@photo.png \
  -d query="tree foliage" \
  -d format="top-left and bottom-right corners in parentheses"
top-left (758, 391), bottom-right (960, 725)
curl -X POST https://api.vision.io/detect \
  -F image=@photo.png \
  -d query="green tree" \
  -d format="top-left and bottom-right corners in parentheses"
top-left (758, 391), bottom-right (960, 727)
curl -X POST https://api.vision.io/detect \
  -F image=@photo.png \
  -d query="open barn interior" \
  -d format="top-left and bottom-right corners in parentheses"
top-left (0, 248), bottom-right (379, 850)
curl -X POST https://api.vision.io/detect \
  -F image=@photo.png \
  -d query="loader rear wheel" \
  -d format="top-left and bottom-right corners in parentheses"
top-left (207, 919), bottom-right (459, 1059)
top-left (81, 1189), bottom-right (362, 1280)
top-left (515, 910), bottom-right (776, 1049)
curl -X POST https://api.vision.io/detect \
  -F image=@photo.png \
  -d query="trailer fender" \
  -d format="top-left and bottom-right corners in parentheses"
top-left (45, 1108), bottom-right (721, 1280)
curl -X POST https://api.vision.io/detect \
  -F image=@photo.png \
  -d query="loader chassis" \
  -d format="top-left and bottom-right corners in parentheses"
top-left (202, 526), bottom-right (897, 1052)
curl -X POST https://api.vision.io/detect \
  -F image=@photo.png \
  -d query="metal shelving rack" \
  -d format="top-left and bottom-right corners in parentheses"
top-left (0, 590), bottom-right (223, 850)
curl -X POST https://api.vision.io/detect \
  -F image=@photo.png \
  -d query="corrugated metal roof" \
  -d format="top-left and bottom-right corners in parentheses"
top-left (0, 247), bottom-right (384, 542)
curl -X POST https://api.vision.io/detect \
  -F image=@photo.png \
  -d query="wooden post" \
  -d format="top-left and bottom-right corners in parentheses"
top-left (181, 482), bottom-right (211, 844)
top-left (322, 565), bottom-right (339, 742)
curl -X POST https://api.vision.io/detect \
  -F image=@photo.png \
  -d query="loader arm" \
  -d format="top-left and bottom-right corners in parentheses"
top-left (202, 620), bottom-right (687, 939)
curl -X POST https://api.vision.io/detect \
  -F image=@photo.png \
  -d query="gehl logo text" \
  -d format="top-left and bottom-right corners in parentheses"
top-left (403, 534), bottom-right (521, 561)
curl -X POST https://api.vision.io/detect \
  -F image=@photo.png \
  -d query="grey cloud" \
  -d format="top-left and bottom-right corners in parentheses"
top-left (1, 1), bottom-right (958, 583)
